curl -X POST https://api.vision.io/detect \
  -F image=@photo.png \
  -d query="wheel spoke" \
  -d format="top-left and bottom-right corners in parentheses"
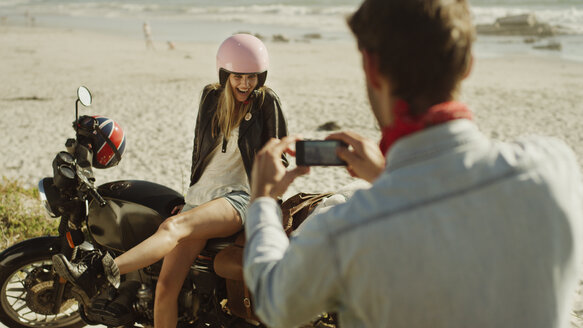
top-left (13, 302), bottom-right (30, 312)
top-left (6, 294), bottom-right (26, 301)
top-left (21, 309), bottom-right (34, 317)
top-left (1, 258), bottom-right (83, 328)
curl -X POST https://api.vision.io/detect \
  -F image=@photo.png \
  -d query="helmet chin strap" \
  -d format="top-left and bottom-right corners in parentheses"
top-left (243, 90), bottom-right (260, 105)
top-left (93, 120), bottom-right (122, 165)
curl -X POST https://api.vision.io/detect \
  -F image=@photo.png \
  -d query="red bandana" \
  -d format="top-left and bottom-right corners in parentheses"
top-left (379, 100), bottom-right (473, 155)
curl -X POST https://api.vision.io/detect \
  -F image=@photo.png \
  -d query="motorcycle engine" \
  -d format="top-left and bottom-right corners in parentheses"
top-left (83, 280), bottom-right (142, 326)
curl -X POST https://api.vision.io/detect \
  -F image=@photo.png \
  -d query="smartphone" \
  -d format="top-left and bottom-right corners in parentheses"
top-left (296, 140), bottom-right (347, 166)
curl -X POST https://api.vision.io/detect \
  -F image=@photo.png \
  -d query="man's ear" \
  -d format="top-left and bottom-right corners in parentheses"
top-left (361, 49), bottom-right (382, 89)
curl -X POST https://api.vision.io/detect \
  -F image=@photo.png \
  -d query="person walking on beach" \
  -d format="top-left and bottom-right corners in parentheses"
top-left (143, 22), bottom-right (154, 50)
top-left (167, 40), bottom-right (175, 50)
top-left (244, 0), bottom-right (583, 327)
top-left (52, 33), bottom-right (288, 328)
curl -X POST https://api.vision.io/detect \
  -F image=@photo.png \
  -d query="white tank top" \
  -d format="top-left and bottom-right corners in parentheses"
top-left (185, 128), bottom-right (250, 206)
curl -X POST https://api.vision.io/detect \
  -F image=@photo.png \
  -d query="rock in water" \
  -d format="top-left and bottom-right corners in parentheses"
top-left (476, 13), bottom-right (558, 37)
top-left (533, 41), bottom-right (562, 51)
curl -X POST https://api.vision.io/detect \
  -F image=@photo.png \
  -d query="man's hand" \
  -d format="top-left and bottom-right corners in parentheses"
top-left (251, 136), bottom-right (310, 201)
top-left (326, 131), bottom-right (386, 183)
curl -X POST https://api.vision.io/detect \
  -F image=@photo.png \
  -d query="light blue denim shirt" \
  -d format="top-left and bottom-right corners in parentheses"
top-left (244, 120), bottom-right (583, 328)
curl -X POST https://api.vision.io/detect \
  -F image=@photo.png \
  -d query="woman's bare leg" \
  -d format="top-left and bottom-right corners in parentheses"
top-left (151, 197), bottom-right (242, 328)
top-left (113, 197), bottom-right (242, 274)
top-left (154, 238), bottom-right (205, 328)
top-left (50, 196), bottom-right (244, 312)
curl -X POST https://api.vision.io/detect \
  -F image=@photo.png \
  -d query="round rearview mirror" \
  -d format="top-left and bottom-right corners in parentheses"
top-left (77, 86), bottom-right (92, 106)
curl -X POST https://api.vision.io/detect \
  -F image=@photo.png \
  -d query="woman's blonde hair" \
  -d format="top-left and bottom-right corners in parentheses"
top-left (211, 78), bottom-right (266, 139)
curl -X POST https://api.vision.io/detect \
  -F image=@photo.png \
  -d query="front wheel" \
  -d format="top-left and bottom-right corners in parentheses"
top-left (0, 254), bottom-right (85, 328)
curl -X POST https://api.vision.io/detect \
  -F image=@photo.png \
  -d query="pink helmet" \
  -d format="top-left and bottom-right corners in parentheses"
top-left (216, 34), bottom-right (269, 88)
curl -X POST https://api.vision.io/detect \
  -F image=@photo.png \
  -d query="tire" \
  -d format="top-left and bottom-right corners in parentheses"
top-left (0, 253), bottom-right (85, 328)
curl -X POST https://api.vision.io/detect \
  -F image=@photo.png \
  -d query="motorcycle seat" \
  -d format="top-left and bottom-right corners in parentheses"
top-left (204, 231), bottom-right (242, 253)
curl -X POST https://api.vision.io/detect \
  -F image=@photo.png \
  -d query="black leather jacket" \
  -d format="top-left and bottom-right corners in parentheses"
top-left (189, 85), bottom-right (288, 187)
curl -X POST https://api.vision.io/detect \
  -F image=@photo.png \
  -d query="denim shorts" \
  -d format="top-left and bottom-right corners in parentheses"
top-left (181, 190), bottom-right (250, 225)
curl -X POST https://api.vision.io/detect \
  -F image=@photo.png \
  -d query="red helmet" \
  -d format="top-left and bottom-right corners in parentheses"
top-left (216, 34), bottom-right (269, 88)
top-left (77, 115), bottom-right (126, 169)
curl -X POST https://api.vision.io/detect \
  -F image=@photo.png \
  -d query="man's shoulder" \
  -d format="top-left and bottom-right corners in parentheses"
top-left (515, 134), bottom-right (573, 153)
top-left (301, 136), bottom-right (580, 232)
top-left (506, 135), bottom-right (578, 172)
top-left (493, 135), bottom-right (582, 205)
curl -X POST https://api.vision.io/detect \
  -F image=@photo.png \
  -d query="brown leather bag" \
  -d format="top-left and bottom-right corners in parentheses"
top-left (281, 192), bottom-right (335, 234)
top-left (213, 192), bottom-right (335, 322)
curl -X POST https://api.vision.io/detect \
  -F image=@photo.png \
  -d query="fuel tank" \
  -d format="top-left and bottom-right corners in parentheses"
top-left (88, 180), bottom-right (184, 252)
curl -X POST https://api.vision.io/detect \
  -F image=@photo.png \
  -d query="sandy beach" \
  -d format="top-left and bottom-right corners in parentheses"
top-left (2, 25), bottom-right (582, 195)
top-left (0, 25), bottom-right (378, 198)
top-left (2, 23), bottom-right (583, 327)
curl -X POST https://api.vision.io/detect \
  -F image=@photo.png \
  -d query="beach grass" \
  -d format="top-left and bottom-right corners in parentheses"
top-left (0, 177), bottom-right (59, 251)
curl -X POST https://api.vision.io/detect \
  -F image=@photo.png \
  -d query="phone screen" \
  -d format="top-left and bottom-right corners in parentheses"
top-left (296, 140), bottom-right (347, 166)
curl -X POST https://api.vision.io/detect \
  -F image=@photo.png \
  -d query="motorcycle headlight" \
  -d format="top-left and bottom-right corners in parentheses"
top-left (38, 178), bottom-right (61, 218)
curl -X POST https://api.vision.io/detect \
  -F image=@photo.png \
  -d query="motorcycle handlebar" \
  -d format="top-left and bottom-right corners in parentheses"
top-left (88, 187), bottom-right (107, 207)
top-left (75, 166), bottom-right (107, 207)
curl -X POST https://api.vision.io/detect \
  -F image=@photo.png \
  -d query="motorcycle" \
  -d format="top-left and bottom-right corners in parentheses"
top-left (0, 87), bottom-right (336, 328)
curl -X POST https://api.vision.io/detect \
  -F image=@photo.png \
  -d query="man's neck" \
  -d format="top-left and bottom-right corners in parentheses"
top-left (379, 100), bottom-right (472, 155)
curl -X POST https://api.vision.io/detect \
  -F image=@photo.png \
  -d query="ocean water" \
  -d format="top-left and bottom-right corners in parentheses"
top-left (1, 0), bottom-right (582, 61)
